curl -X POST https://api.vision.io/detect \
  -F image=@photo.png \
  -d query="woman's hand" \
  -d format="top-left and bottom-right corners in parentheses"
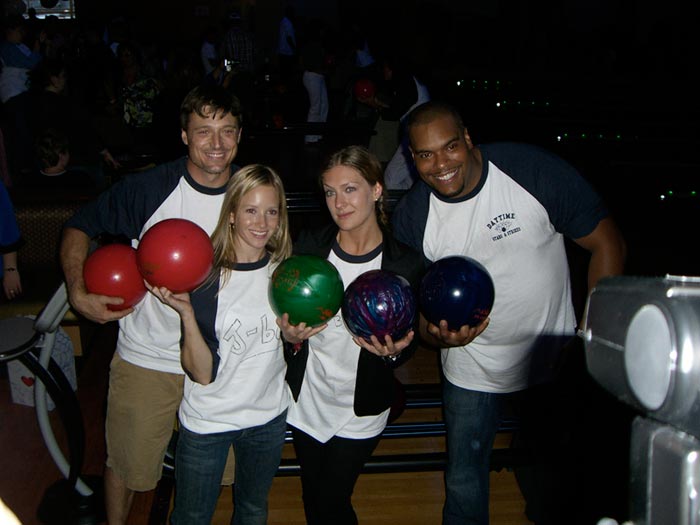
top-left (147, 283), bottom-right (193, 319)
top-left (276, 313), bottom-right (326, 344)
top-left (354, 330), bottom-right (415, 358)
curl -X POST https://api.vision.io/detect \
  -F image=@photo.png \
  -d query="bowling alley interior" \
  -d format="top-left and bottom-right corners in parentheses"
top-left (1, 1), bottom-right (697, 524)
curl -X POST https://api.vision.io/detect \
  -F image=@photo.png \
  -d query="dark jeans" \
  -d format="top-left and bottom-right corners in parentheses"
top-left (170, 411), bottom-right (287, 525)
top-left (291, 426), bottom-right (381, 525)
top-left (442, 381), bottom-right (506, 525)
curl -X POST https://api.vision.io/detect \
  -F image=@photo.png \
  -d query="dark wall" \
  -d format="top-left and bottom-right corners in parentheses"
top-left (70, 0), bottom-right (696, 101)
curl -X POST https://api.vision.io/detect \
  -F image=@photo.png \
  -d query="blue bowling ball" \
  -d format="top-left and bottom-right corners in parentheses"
top-left (342, 270), bottom-right (416, 341)
top-left (419, 256), bottom-right (495, 330)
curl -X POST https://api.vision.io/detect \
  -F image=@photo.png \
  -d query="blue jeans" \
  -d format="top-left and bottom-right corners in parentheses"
top-left (442, 381), bottom-right (506, 525)
top-left (170, 410), bottom-right (287, 525)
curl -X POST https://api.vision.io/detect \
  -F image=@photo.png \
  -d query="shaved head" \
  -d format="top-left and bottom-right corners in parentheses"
top-left (406, 101), bottom-right (465, 147)
top-left (406, 100), bottom-right (464, 130)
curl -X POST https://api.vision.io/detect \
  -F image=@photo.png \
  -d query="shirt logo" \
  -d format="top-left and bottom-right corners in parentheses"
top-left (486, 212), bottom-right (521, 241)
top-left (221, 314), bottom-right (280, 355)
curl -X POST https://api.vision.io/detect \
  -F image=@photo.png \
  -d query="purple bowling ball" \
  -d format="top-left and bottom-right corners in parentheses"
top-left (342, 270), bottom-right (416, 341)
top-left (419, 256), bottom-right (495, 330)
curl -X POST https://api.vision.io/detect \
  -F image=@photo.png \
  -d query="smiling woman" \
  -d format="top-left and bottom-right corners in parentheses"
top-left (150, 164), bottom-right (293, 524)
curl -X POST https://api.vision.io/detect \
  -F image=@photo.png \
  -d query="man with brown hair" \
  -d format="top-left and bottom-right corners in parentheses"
top-left (60, 84), bottom-right (242, 524)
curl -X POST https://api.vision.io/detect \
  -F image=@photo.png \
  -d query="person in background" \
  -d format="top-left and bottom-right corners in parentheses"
top-left (111, 40), bottom-right (162, 153)
top-left (278, 145), bottom-right (424, 525)
top-left (59, 84), bottom-right (242, 525)
top-left (151, 164), bottom-right (292, 525)
top-left (359, 54), bottom-right (430, 190)
top-left (300, 18), bottom-right (329, 144)
top-left (0, 14), bottom-right (43, 95)
top-left (392, 100), bottom-right (626, 525)
top-left (1, 178), bottom-right (22, 300)
top-left (218, 9), bottom-right (257, 112)
top-left (27, 57), bottom-right (119, 189)
top-left (0, 14), bottom-right (44, 177)
top-left (277, 5), bottom-right (297, 84)
top-left (220, 10), bottom-right (256, 76)
top-left (29, 128), bottom-right (97, 192)
top-left (199, 25), bottom-right (219, 77)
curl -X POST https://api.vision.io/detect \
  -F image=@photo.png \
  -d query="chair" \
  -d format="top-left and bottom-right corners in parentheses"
top-left (0, 283), bottom-right (102, 523)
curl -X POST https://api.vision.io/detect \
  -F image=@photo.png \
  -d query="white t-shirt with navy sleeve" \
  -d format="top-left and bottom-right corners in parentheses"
top-left (179, 257), bottom-right (290, 434)
top-left (286, 242), bottom-right (389, 442)
top-left (392, 143), bottom-right (607, 393)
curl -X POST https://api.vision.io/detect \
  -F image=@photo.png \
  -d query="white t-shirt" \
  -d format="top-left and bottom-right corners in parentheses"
top-left (286, 244), bottom-right (390, 442)
top-left (65, 159), bottom-right (237, 374)
top-left (118, 177), bottom-right (225, 373)
top-left (392, 143), bottom-right (608, 393)
top-left (424, 163), bottom-right (576, 392)
top-left (179, 258), bottom-right (290, 433)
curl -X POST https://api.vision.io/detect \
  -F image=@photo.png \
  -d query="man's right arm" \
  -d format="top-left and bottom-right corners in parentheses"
top-left (60, 227), bottom-right (132, 323)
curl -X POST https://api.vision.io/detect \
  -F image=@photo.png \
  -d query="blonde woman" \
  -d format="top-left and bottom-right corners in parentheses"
top-left (151, 164), bottom-right (292, 525)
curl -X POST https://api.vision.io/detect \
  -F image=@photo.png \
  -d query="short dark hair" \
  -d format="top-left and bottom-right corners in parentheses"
top-left (179, 84), bottom-right (242, 130)
top-left (29, 57), bottom-right (66, 90)
top-left (406, 101), bottom-right (465, 139)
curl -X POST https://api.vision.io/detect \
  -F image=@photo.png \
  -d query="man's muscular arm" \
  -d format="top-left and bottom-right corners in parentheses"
top-left (60, 227), bottom-right (132, 323)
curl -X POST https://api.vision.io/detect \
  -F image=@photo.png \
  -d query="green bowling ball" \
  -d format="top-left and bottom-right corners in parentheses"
top-left (269, 255), bottom-right (344, 327)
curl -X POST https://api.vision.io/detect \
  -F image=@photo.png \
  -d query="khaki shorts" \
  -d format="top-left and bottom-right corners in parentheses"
top-left (105, 353), bottom-right (235, 491)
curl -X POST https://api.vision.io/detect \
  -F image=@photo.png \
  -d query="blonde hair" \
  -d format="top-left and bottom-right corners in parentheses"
top-left (322, 145), bottom-right (388, 228)
top-left (210, 164), bottom-right (292, 284)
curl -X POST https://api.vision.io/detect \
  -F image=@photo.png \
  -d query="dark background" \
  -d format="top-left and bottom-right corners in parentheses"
top-left (14, 0), bottom-right (696, 277)
top-left (2, 2), bottom-right (698, 523)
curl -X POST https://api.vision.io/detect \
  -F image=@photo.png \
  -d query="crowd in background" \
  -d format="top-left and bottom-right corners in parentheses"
top-left (1, 7), bottom-right (433, 194)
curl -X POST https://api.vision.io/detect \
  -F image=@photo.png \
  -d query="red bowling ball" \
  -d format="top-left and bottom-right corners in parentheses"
top-left (136, 219), bottom-right (214, 293)
top-left (353, 78), bottom-right (376, 100)
top-left (83, 244), bottom-right (147, 311)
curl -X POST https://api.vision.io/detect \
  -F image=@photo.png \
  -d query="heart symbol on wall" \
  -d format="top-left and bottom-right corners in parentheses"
top-left (21, 376), bottom-right (35, 387)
